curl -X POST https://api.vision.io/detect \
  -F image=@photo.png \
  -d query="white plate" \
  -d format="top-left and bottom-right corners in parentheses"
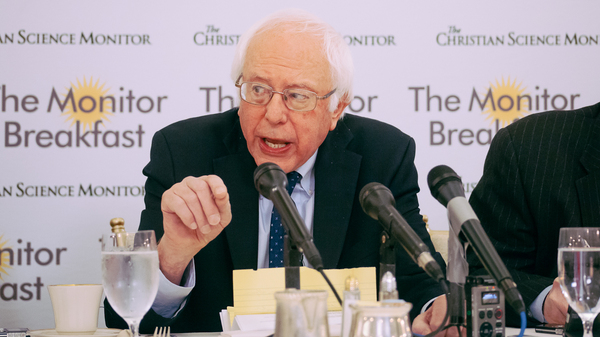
top-left (28, 328), bottom-right (122, 337)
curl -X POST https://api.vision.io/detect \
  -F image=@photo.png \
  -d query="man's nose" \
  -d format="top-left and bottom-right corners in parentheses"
top-left (264, 92), bottom-right (289, 124)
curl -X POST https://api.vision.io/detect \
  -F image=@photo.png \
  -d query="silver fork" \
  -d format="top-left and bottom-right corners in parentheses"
top-left (152, 326), bottom-right (170, 337)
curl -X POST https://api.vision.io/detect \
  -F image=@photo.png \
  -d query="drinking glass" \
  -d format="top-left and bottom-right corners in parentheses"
top-left (101, 230), bottom-right (159, 337)
top-left (557, 227), bottom-right (600, 337)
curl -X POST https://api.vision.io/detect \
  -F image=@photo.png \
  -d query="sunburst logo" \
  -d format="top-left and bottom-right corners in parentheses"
top-left (0, 235), bottom-right (12, 280)
top-left (61, 77), bottom-right (113, 131)
top-left (482, 77), bottom-right (529, 127)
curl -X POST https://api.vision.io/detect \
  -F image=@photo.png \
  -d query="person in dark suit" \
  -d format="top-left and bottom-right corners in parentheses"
top-left (105, 8), bottom-right (452, 335)
top-left (468, 101), bottom-right (600, 327)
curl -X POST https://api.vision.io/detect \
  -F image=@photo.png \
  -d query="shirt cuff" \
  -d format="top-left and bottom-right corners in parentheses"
top-left (421, 295), bottom-right (441, 314)
top-left (529, 285), bottom-right (552, 323)
top-left (151, 259), bottom-right (196, 318)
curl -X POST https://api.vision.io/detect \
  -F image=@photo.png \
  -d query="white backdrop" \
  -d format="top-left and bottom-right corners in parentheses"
top-left (1, 0), bottom-right (599, 330)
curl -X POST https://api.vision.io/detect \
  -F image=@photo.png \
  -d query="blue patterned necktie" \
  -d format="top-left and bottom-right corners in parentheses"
top-left (269, 171), bottom-right (302, 268)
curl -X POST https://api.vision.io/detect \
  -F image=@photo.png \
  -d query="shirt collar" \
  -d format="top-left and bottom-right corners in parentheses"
top-left (295, 150), bottom-right (317, 195)
top-left (295, 150), bottom-right (317, 181)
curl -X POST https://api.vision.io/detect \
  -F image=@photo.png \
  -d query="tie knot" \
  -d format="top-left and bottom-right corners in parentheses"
top-left (286, 171), bottom-right (302, 195)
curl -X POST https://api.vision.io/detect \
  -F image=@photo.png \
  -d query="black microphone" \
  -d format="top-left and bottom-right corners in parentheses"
top-left (254, 162), bottom-right (324, 271)
top-left (359, 182), bottom-right (444, 282)
top-left (427, 165), bottom-right (526, 315)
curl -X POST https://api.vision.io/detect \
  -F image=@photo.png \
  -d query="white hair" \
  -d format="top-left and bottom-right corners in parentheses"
top-left (230, 8), bottom-right (354, 114)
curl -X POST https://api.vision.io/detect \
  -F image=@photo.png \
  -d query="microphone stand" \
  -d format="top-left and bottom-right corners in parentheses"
top-left (446, 224), bottom-right (467, 329)
top-left (284, 234), bottom-right (302, 289)
top-left (379, 232), bottom-right (396, 289)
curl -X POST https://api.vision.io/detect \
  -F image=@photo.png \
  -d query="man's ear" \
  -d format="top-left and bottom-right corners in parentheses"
top-left (329, 97), bottom-right (350, 131)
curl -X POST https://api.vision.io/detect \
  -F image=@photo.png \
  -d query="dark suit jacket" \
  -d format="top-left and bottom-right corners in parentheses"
top-left (105, 108), bottom-right (446, 332)
top-left (468, 102), bottom-right (600, 326)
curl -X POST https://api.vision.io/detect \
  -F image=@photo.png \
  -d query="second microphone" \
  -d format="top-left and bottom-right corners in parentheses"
top-left (359, 182), bottom-right (445, 283)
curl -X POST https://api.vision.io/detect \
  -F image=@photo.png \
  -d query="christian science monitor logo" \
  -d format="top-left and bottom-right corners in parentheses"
top-left (2, 77), bottom-right (168, 148)
top-left (0, 30), bottom-right (151, 46)
top-left (192, 24), bottom-right (397, 47)
top-left (437, 26), bottom-right (599, 46)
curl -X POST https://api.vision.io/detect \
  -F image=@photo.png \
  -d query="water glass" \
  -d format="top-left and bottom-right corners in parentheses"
top-left (274, 289), bottom-right (330, 337)
top-left (557, 227), bottom-right (600, 337)
top-left (101, 230), bottom-right (159, 337)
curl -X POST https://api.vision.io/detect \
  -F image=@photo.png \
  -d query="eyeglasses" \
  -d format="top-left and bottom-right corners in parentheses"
top-left (235, 75), bottom-right (336, 112)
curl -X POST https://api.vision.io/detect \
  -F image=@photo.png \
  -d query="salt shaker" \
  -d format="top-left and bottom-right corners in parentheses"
top-left (379, 271), bottom-right (398, 301)
top-left (341, 276), bottom-right (361, 337)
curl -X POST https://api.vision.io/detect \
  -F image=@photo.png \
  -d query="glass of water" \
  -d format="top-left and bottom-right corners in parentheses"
top-left (101, 230), bottom-right (159, 337)
top-left (557, 227), bottom-right (600, 337)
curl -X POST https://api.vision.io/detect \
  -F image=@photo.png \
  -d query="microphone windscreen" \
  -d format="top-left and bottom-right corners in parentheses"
top-left (427, 165), bottom-right (463, 205)
top-left (253, 162), bottom-right (286, 199)
top-left (359, 182), bottom-right (396, 220)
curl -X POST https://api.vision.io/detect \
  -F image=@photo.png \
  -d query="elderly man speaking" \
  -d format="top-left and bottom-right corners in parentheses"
top-left (105, 8), bottom-right (452, 336)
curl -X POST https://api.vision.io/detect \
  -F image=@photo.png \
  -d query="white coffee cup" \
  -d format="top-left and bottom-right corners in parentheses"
top-left (48, 284), bottom-right (104, 335)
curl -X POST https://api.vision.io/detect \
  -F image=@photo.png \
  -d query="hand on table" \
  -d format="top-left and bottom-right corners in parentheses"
top-left (543, 277), bottom-right (569, 324)
top-left (158, 175), bottom-right (232, 284)
top-left (412, 295), bottom-right (463, 337)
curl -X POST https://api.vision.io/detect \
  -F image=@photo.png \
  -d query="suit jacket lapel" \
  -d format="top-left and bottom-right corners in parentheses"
top-left (214, 117), bottom-right (259, 270)
top-left (576, 105), bottom-right (600, 227)
top-left (313, 119), bottom-right (362, 268)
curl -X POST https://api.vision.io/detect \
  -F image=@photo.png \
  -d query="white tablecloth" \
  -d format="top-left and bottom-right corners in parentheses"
top-left (170, 326), bottom-right (548, 337)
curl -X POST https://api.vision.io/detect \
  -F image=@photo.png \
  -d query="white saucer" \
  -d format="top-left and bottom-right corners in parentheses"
top-left (28, 329), bottom-right (122, 337)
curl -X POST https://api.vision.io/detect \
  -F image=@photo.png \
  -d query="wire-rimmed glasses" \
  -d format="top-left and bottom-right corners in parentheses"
top-left (235, 75), bottom-right (336, 112)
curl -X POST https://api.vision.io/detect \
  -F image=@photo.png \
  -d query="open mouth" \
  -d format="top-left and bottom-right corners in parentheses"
top-left (264, 138), bottom-right (288, 149)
